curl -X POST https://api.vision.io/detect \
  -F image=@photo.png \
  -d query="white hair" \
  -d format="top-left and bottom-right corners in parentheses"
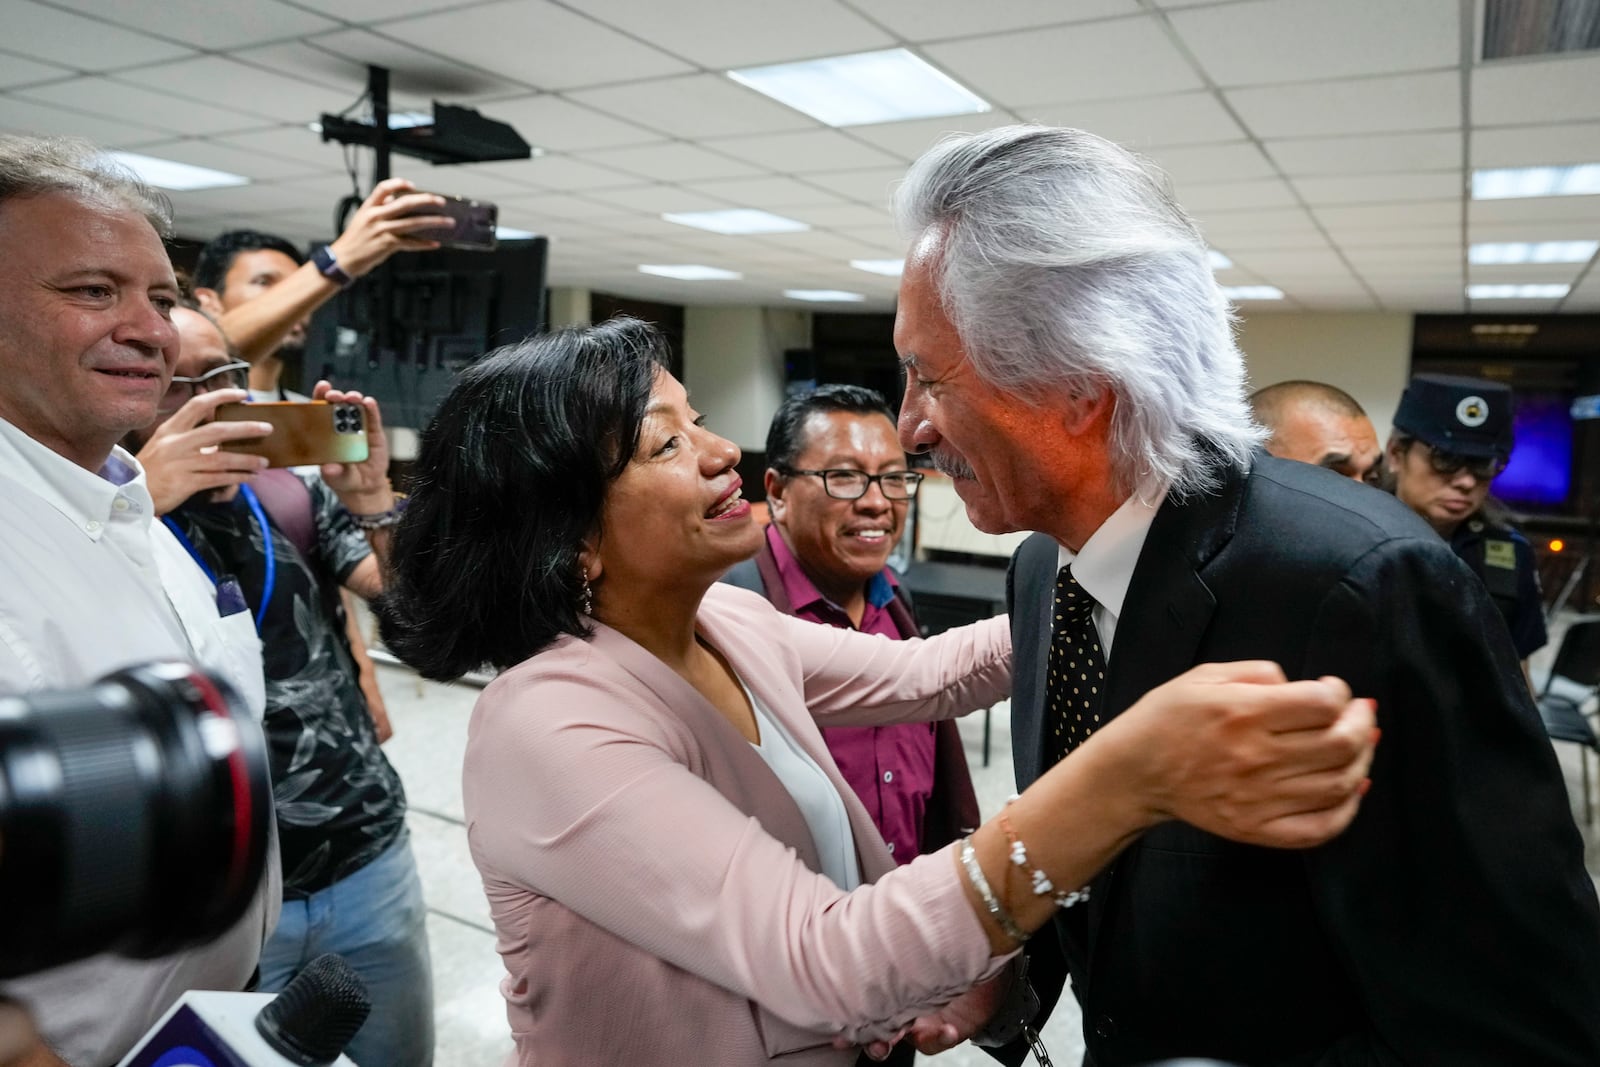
top-left (0, 135), bottom-right (172, 236)
top-left (893, 124), bottom-right (1263, 501)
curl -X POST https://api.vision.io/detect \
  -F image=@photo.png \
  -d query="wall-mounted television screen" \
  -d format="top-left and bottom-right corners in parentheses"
top-left (1492, 389), bottom-right (1574, 509)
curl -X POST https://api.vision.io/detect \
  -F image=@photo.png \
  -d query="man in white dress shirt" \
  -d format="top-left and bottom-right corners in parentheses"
top-left (0, 135), bottom-right (277, 1067)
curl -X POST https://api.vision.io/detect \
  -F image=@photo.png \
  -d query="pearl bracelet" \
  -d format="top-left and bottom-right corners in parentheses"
top-left (960, 838), bottom-right (1027, 945)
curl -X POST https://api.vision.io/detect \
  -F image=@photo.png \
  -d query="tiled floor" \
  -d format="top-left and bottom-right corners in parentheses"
top-left (373, 624), bottom-right (1600, 1067)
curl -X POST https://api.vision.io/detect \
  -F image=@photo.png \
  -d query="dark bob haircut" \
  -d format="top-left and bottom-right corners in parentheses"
top-left (766, 383), bottom-right (895, 471)
top-left (377, 316), bottom-right (667, 681)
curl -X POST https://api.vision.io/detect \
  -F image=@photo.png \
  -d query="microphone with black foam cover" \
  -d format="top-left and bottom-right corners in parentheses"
top-left (118, 953), bottom-right (372, 1067)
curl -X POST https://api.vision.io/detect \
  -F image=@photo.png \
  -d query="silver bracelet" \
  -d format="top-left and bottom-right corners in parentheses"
top-left (959, 837), bottom-right (1027, 945)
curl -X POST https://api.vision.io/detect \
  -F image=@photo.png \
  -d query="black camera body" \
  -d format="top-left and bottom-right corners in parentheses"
top-left (0, 662), bottom-right (273, 978)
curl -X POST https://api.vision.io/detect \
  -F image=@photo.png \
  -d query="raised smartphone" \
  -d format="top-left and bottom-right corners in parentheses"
top-left (214, 401), bottom-right (369, 468)
top-left (406, 192), bottom-right (497, 251)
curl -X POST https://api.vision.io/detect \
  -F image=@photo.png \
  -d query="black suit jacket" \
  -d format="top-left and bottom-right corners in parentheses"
top-left (1005, 452), bottom-right (1600, 1067)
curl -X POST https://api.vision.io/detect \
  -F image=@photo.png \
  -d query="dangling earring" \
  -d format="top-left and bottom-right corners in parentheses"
top-left (578, 573), bottom-right (594, 615)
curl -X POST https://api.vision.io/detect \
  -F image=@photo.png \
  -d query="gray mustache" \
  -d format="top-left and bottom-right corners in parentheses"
top-left (931, 452), bottom-right (976, 480)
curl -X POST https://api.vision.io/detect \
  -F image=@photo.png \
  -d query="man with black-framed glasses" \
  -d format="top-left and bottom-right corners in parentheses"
top-left (1388, 373), bottom-right (1547, 670)
top-left (722, 387), bottom-right (979, 1006)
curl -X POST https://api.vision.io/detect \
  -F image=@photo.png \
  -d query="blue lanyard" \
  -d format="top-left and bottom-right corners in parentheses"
top-left (163, 484), bottom-right (275, 632)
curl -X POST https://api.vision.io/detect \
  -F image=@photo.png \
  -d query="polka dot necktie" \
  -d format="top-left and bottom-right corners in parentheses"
top-left (1047, 564), bottom-right (1106, 767)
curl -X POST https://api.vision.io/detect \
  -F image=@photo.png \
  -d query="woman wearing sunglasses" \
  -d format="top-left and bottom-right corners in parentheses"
top-left (379, 316), bottom-right (1376, 1067)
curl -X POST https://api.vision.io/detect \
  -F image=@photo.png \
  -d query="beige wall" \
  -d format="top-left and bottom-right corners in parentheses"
top-left (682, 306), bottom-right (811, 451)
top-left (1236, 311), bottom-right (1414, 441)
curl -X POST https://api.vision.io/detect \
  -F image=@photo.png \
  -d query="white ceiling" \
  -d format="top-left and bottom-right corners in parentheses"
top-left (4, 0), bottom-right (1599, 315)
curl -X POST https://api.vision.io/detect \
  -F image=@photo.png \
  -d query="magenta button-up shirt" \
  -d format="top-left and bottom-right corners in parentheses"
top-left (766, 525), bottom-right (937, 864)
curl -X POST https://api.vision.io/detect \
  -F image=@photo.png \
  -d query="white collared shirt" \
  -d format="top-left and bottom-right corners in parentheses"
top-left (1055, 484), bottom-right (1169, 661)
top-left (0, 415), bottom-right (278, 1066)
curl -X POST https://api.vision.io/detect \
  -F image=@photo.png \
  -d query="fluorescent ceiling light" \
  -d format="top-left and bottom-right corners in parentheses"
top-left (108, 151), bottom-right (249, 191)
top-left (728, 48), bottom-right (989, 128)
top-left (638, 264), bottom-right (743, 280)
top-left (1468, 240), bottom-right (1599, 265)
top-left (851, 258), bottom-right (904, 276)
top-left (662, 209), bottom-right (809, 235)
top-left (1208, 250), bottom-right (1233, 270)
top-left (1221, 285), bottom-right (1284, 301)
top-left (784, 289), bottom-right (866, 302)
top-left (1471, 164), bottom-right (1600, 200)
top-left (387, 111), bottom-right (431, 129)
top-left (1467, 283), bottom-right (1571, 299)
top-left (496, 227), bottom-right (537, 240)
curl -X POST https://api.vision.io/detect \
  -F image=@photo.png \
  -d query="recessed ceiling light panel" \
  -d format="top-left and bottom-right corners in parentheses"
top-left (662, 209), bottom-right (810, 235)
top-left (1467, 283), bottom-right (1571, 299)
top-left (109, 151), bottom-right (250, 191)
top-left (1220, 285), bottom-right (1284, 301)
top-left (1468, 240), bottom-right (1599, 265)
top-left (850, 259), bottom-right (904, 276)
top-left (638, 264), bottom-right (743, 280)
top-left (1471, 164), bottom-right (1600, 200)
top-left (728, 48), bottom-right (990, 128)
top-left (784, 289), bottom-right (866, 302)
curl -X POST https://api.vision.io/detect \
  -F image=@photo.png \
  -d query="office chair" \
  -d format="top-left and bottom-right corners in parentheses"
top-left (1536, 616), bottom-right (1600, 825)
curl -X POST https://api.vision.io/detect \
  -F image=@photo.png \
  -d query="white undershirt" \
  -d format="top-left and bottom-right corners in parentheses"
top-left (743, 681), bottom-right (862, 891)
top-left (1055, 484), bottom-right (1167, 660)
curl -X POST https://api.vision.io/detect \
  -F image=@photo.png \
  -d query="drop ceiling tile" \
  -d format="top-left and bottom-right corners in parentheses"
top-left (802, 167), bottom-right (913, 205)
top-left (168, 183), bottom-right (328, 218)
top-left (755, 229), bottom-right (886, 256)
top-left (117, 57), bottom-right (362, 123)
top-left (307, 0), bottom-right (486, 19)
top-left (126, 138), bottom-right (332, 182)
top-left (19, 78), bottom-right (270, 137)
top-left (1211, 227), bottom-right (1329, 250)
top-left (1469, 196), bottom-right (1600, 225)
top-left (1193, 206), bottom-right (1319, 235)
top-left (691, 175), bottom-right (845, 208)
top-left (1473, 53), bottom-right (1600, 127)
top-left (568, 74), bottom-right (819, 140)
top-left (0, 52), bottom-right (73, 90)
top-left (1325, 225), bottom-right (1463, 247)
top-left (1470, 123), bottom-right (1600, 168)
top-left (1226, 70), bottom-right (1459, 138)
top-left (0, 95), bottom-right (169, 146)
top-left (211, 126), bottom-right (352, 168)
top-left (1314, 200), bottom-right (1460, 228)
top-left (460, 94), bottom-right (662, 152)
top-left (578, 0), bottom-right (892, 68)
top-left (703, 129), bottom-right (903, 172)
top-left (575, 143), bottom-right (765, 182)
top-left (6, 1), bottom-right (194, 70)
top-left (1170, 0), bottom-right (1457, 87)
top-left (863, 0), bottom-right (1139, 41)
top-left (1146, 142), bottom-right (1276, 184)
top-left (46, 0), bottom-right (338, 50)
top-left (1292, 171), bottom-right (1463, 205)
top-left (232, 36), bottom-right (516, 105)
top-left (491, 192), bottom-right (630, 220)
top-left (378, 0), bottom-right (692, 91)
top-left (1266, 131), bottom-right (1462, 176)
top-left (781, 203), bottom-right (894, 228)
top-left (474, 154), bottom-right (642, 192)
top-left (923, 16), bottom-right (1204, 109)
top-left (1020, 91), bottom-right (1246, 148)
top-left (581, 185), bottom-right (736, 214)
top-left (1176, 178), bottom-right (1300, 211)
top-left (845, 112), bottom-right (1027, 163)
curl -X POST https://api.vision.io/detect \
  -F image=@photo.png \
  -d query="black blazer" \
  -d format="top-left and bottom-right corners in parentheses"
top-left (1005, 452), bottom-right (1600, 1067)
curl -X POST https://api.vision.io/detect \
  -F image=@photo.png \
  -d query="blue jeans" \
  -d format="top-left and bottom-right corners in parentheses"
top-left (259, 831), bottom-right (434, 1067)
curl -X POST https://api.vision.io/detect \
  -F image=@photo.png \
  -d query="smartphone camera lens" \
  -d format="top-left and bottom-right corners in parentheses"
top-left (333, 405), bottom-right (362, 435)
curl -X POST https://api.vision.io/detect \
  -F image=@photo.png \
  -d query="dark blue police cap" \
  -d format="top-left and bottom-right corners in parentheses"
top-left (1392, 373), bottom-right (1514, 460)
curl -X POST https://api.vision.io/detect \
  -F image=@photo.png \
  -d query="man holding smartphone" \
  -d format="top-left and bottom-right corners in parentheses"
top-left (128, 306), bottom-right (433, 1067)
top-left (191, 178), bottom-right (450, 399)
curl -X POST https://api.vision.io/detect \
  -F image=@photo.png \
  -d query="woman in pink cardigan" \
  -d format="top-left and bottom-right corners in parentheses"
top-left (379, 318), bottom-right (1376, 1066)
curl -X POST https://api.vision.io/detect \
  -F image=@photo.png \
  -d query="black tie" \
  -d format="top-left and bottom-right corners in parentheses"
top-left (1047, 565), bottom-right (1106, 767)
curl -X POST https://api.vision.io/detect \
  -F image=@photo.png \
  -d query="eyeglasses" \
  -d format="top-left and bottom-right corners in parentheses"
top-left (166, 361), bottom-right (250, 401)
top-left (781, 467), bottom-right (924, 500)
top-left (1419, 443), bottom-right (1505, 482)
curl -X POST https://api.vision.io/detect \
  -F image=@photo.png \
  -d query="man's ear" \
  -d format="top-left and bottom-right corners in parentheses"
top-left (193, 287), bottom-right (224, 316)
top-left (1060, 386), bottom-right (1115, 436)
top-left (763, 468), bottom-right (787, 525)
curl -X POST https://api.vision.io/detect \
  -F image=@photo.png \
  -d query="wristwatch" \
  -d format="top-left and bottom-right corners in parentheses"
top-left (310, 245), bottom-right (355, 289)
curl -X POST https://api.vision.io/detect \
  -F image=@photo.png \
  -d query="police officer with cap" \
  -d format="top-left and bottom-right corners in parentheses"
top-left (1386, 373), bottom-right (1547, 677)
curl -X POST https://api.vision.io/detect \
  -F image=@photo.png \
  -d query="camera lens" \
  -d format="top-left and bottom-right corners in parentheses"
top-left (0, 662), bottom-right (272, 978)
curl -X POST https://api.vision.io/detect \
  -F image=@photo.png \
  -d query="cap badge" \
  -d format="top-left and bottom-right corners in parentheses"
top-left (1456, 395), bottom-right (1489, 427)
